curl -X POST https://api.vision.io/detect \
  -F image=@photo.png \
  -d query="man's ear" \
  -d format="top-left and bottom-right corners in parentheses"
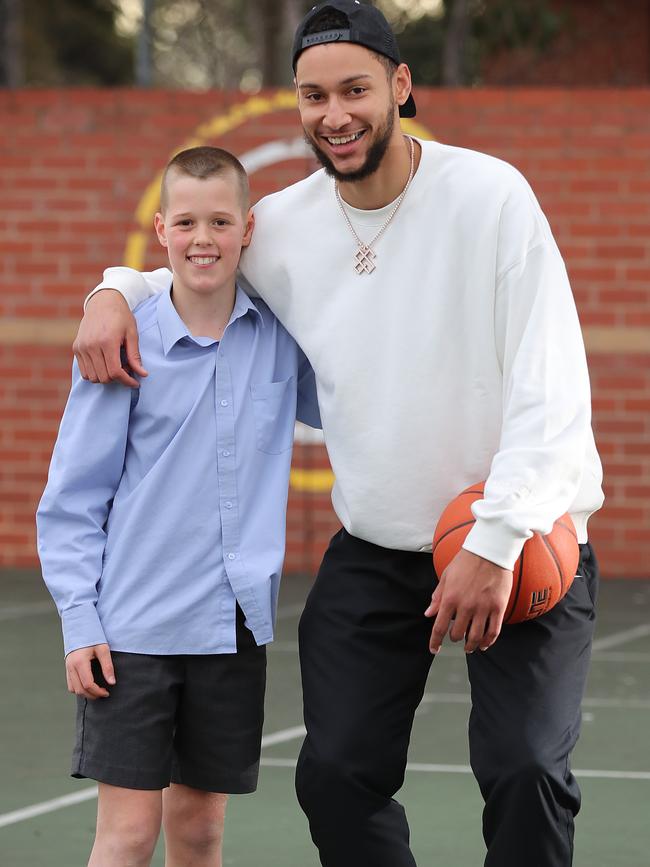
top-left (241, 209), bottom-right (255, 248)
top-left (154, 212), bottom-right (168, 248)
top-left (394, 63), bottom-right (412, 114)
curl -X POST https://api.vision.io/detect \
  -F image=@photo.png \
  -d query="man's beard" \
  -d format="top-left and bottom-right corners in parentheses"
top-left (304, 101), bottom-right (395, 183)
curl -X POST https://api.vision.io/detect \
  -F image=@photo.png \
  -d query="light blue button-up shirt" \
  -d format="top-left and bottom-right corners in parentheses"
top-left (37, 285), bottom-right (320, 656)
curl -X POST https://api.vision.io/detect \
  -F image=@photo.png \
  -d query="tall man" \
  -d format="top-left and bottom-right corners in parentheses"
top-left (73, 3), bottom-right (603, 865)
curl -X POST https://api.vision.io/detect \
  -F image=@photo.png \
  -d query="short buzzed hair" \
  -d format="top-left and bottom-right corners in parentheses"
top-left (160, 146), bottom-right (250, 214)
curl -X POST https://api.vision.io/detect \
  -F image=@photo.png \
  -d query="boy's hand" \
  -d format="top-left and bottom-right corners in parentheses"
top-left (425, 549), bottom-right (513, 654)
top-left (73, 289), bottom-right (147, 388)
top-left (65, 644), bottom-right (116, 700)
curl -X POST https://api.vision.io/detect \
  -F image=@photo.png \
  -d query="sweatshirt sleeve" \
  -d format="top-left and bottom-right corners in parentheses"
top-left (84, 267), bottom-right (171, 311)
top-left (36, 361), bottom-right (134, 655)
top-left (462, 181), bottom-right (593, 570)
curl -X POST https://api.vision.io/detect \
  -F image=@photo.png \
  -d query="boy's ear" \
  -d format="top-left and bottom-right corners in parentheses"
top-left (154, 212), bottom-right (168, 248)
top-left (241, 209), bottom-right (255, 248)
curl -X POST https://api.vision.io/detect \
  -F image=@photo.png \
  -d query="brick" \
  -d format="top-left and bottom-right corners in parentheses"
top-left (624, 442), bottom-right (650, 456)
top-left (580, 311), bottom-right (618, 326)
top-left (626, 268), bottom-right (650, 281)
top-left (603, 462), bottom-right (646, 477)
top-left (624, 485), bottom-right (650, 499)
top-left (596, 376), bottom-right (647, 391)
top-left (596, 244), bottom-right (647, 260)
top-left (569, 266), bottom-right (618, 282)
top-left (600, 289), bottom-right (649, 304)
top-left (625, 398), bottom-right (650, 413)
top-left (624, 311), bottom-right (650, 327)
top-left (570, 179), bottom-right (621, 193)
top-left (570, 223), bottom-right (621, 238)
top-left (0, 533), bottom-right (31, 545)
top-left (624, 529), bottom-right (650, 542)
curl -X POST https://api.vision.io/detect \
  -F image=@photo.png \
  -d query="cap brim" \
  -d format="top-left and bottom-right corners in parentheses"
top-left (399, 92), bottom-right (416, 118)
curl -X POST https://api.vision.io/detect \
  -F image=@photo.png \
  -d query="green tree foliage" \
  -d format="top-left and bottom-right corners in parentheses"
top-left (148, 0), bottom-right (314, 89)
top-left (21, 0), bottom-right (134, 85)
top-left (2, 0), bottom-right (563, 90)
top-left (384, 0), bottom-right (563, 86)
top-left (145, 0), bottom-right (563, 89)
top-left (148, 0), bottom-right (254, 88)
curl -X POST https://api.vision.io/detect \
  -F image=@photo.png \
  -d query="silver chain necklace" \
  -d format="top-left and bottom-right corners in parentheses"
top-left (334, 135), bottom-right (415, 275)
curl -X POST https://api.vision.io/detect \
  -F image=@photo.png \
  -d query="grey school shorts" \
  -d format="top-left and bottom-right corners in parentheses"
top-left (71, 610), bottom-right (266, 792)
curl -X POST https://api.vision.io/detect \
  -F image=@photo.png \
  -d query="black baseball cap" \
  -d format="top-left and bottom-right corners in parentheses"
top-left (292, 0), bottom-right (416, 118)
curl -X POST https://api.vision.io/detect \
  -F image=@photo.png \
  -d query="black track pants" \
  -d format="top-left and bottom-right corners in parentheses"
top-left (295, 529), bottom-right (598, 867)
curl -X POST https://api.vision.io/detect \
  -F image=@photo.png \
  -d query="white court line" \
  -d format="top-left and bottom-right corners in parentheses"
top-left (0, 725), bottom-right (307, 830)
top-left (261, 725), bottom-right (306, 748)
top-left (592, 623), bottom-right (650, 651)
top-left (420, 692), bottom-right (650, 710)
top-left (0, 787), bottom-right (98, 830)
top-left (260, 757), bottom-right (650, 781)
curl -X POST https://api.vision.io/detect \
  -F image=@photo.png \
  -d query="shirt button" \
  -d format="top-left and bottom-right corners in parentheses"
top-left (220, 399), bottom-right (229, 407)
top-left (227, 553), bottom-right (236, 560)
top-left (222, 450), bottom-right (230, 457)
top-left (225, 501), bottom-right (233, 509)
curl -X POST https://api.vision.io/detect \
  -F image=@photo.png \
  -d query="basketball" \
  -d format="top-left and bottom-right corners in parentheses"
top-left (432, 482), bottom-right (580, 624)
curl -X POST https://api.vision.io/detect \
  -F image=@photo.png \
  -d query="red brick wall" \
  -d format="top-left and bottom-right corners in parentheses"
top-left (1, 88), bottom-right (649, 577)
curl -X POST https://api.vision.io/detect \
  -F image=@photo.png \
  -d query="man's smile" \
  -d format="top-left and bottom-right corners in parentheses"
top-left (323, 130), bottom-right (366, 145)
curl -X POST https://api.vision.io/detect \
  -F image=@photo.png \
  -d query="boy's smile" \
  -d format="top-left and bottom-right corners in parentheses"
top-left (187, 254), bottom-right (220, 266)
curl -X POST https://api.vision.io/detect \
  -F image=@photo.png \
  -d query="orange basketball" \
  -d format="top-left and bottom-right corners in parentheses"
top-left (432, 482), bottom-right (579, 624)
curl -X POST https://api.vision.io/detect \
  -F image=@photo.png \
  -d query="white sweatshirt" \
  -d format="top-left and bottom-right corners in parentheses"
top-left (93, 140), bottom-right (603, 570)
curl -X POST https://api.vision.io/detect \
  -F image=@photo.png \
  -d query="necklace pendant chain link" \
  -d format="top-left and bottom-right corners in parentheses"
top-left (335, 135), bottom-right (415, 275)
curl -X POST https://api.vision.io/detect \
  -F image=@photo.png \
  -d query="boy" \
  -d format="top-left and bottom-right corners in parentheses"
top-left (36, 146), bottom-right (320, 867)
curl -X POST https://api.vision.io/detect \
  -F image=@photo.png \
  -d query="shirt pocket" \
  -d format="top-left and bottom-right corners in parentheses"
top-left (250, 376), bottom-right (296, 454)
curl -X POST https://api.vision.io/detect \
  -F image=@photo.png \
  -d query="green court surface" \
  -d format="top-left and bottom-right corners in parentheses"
top-left (1, 569), bottom-right (649, 866)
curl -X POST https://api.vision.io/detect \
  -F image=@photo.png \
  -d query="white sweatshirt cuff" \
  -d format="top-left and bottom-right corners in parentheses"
top-left (84, 266), bottom-right (168, 311)
top-left (462, 518), bottom-right (529, 572)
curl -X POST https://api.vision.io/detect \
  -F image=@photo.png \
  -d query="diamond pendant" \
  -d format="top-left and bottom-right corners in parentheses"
top-left (354, 245), bottom-right (376, 274)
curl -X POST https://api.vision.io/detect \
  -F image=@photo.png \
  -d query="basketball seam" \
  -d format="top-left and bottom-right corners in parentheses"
top-left (505, 549), bottom-right (523, 623)
top-left (432, 519), bottom-right (476, 552)
top-left (555, 519), bottom-right (578, 542)
top-left (540, 532), bottom-right (564, 596)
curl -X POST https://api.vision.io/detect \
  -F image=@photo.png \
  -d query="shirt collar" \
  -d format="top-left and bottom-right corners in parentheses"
top-left (157, 282), bottom-right (264, 357)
